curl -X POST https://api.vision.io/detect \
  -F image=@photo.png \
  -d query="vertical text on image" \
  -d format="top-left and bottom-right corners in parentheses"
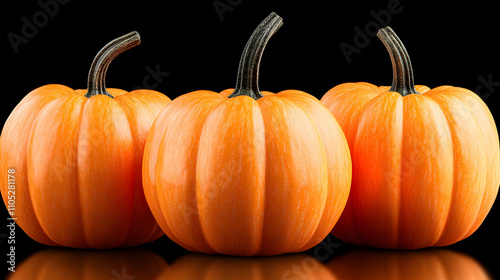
top-left (6, 168), bottom-right (17, 273)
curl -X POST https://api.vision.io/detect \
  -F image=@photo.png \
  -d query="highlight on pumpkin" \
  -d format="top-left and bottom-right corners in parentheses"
top-left (0, 32), bottom-right (170, 249)
top-left (142, 12), bottom-right (352, 256)
top-left (322, 26), bottom-right (500, 249)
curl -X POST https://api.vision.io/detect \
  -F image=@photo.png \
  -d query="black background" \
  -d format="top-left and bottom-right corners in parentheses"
top-left (2, 0), bottom-right (499, 278)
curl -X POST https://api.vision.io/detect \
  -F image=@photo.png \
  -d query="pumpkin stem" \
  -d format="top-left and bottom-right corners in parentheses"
top-left (85, 31), bottom-right (141, 98)
top-left (228, 12), bottom-right (283, 100)
top-left (377, 26), bottom-right (419, 96)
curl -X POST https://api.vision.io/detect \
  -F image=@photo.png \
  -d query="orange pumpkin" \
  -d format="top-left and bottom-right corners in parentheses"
top-left (0, 32), bottom-right (170, 248)
top-left (322, 26), bottom-right (499, 249)
top-left (328, 249), bottom-right (491, 280)
top-left (10, 249), bottom-right (168, 280)
top-left (143, 13), bottom-right (351, 255)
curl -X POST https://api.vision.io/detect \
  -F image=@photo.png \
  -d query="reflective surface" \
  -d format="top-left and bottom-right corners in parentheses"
top-left (165, 253), bottom-right (334, 280)
top-left (9, 246), bottom-right (492, 280)
top-left (327, 249), bottom-right (492, 280)
top-left (8, 249), bottom-right (167, 280)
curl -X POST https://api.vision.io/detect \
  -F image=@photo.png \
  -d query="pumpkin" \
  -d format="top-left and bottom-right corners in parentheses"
top-left (143, 12), bottom-right (351, 256)
top-left (321, 26), bottom-right (500, 249)
top-left (9, 249), bottom-right (168, 280)
top-left (165, 253), bottom-right (335, 280)
top-left (328, 249), bottom-right (491, 280)
top-left (0, 32), bottom-right (170, 248)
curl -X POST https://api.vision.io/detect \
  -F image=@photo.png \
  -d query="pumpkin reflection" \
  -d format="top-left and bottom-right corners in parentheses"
top-left (9, 249), bottom-right (167, 280)
top-left (327, 249), bottom-right (491, 280)
top-left (163, 253), bottom-right (336, 280)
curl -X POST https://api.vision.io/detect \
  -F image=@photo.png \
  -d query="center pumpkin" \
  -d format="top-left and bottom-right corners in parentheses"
top-left (142, 13), bottom-right (351, 256)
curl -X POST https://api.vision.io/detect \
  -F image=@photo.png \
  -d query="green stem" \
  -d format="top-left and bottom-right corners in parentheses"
top-left (228, 12), bottom-right (283, 100)
top-left (85, 31), bottom-right (141, 98)
top-left (377, 26), bottom-right (419, 96)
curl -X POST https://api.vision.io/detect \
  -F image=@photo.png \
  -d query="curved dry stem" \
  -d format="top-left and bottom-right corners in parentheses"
top-left (85, 31), bottom-right (141, 98)
top-left (228, 12), bottom-right (283, 100)
top-left (377, 26), bottom-right (419, 96)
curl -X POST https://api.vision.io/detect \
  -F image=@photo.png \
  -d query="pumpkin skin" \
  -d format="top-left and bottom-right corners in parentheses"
top-left (142, 13), bottom-right (351, 256)
top-left (321, 27), bottom-right (500, 249)
top-left (327, 249), bottom-right (491, 280)
top-left (0, 32), bottom-right (169, 248)
top-left (9, 249), bottom-right (168, 280)
top-left (144, 89), bottom-right (351, 256)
